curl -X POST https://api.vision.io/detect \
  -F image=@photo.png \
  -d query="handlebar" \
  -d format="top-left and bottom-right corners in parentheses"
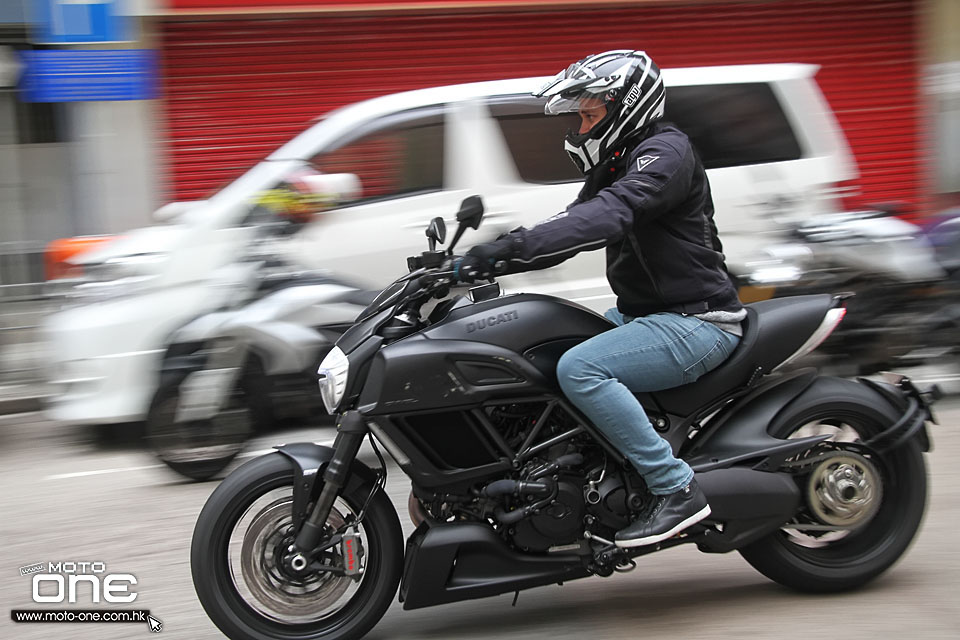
top-left (396, 253), bottom-right (508, 315)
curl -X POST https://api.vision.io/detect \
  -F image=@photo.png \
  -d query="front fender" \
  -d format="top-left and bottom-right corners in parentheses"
top-left (223, 321), bottom-right (336, 375)
top-left (274, 442), bottom-right (381, 529)
top-left (168, 311), bottom-right (236, 345)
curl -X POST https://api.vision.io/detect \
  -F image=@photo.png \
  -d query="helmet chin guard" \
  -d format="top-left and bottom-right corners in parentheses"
top-left (564, 136), bottom-right (602, 174)
top-left (535, 50), bottom-right (666, 174)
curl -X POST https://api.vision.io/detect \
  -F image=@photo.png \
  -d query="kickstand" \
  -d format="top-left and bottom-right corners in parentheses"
top-left (511, 590), bottom-right (520, 607)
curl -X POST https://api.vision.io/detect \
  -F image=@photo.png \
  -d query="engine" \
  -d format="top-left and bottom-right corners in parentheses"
top-left (511, 473), bottom-right (586, 552)
top-left (409, 401), bottom-right (650, 552)
top-left (486, 454), bottom-right (642, 552)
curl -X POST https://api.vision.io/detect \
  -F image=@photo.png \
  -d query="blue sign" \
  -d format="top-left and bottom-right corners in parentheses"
top-left (18, 50), bottom-right (157, 102)
top-left (30, 0), bottom-right (134, 44)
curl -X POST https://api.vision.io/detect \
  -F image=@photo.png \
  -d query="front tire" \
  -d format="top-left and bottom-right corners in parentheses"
top-left (738, 377), bottom-right (928, 592)
top-left (191, 453), bottom-right (403, 640)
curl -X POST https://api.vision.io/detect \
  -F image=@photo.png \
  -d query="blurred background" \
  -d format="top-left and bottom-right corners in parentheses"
top-left (2, 1), bottom-right (960, 639)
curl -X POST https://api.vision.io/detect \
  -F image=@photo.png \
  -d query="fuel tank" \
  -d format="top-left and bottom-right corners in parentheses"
top-left (357, 294), bottom-right (613, 415)
top-left (423, 293), bottom-right (613, 351)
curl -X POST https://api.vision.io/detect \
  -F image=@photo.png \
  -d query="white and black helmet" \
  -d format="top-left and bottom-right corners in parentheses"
top-left (535, 50), bottom-right (665, 174)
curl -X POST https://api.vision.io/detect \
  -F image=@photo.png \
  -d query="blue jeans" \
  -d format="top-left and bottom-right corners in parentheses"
top-left (557, 309), bottom-right (740, 495)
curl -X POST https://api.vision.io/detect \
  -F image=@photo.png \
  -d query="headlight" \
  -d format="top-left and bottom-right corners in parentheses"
top-left (71, 274), bottom-right (161, 301)
top-left (91, 253), bottom-right (168, 280)
top-left (51, 254), bottom-right (167, 306)
top-left (317, 346), bottom-right (350, 414)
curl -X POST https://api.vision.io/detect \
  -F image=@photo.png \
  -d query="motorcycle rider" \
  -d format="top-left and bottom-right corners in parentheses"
top-left (454, 50), bottom-right (746, 547)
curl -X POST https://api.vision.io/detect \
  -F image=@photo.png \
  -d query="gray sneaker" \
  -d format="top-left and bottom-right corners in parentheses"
top-left (614, 479), bottom-right (711, 548)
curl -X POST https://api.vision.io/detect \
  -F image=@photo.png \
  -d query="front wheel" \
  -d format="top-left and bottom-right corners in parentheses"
top-left (191, 453), bottom-right (403, 640)
top-left (738, 377), bottom-right (928, 592)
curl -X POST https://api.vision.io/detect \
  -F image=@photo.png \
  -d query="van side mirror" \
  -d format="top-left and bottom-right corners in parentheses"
top-left (426, 217), bottom-right (446, 251)
top-left (291, 172), bottom-right (362, 207)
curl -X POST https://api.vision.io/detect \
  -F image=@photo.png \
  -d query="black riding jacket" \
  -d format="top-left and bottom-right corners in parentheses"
top-left (488, 121), bottom-right (742, 318)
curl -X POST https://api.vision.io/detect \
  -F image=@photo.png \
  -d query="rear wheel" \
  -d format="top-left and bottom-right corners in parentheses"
top-left (738, 378), bottom-right (927, 592)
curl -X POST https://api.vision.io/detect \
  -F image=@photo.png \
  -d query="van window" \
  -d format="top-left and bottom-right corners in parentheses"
top-left (310, 109), bottom-right (444, 204)
top-left (491, 84), bottom-right (801, 181)
top-left (489, 98), bottom-right (582, 184)
top-left (665, 83), bottom-right (802, 169)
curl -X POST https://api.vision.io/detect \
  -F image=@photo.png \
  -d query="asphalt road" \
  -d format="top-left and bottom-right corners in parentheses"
top-left (2, 399), bottom-right (959, 640)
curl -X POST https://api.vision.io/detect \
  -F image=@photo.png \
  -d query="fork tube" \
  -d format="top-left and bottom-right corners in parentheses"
top-left (294, 410), bottom-right (368, 552)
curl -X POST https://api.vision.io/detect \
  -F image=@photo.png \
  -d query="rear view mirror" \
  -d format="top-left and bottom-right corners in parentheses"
top-left (426, 217), bottom-right (446, 251)
top-left (456, 196), bottom-right (484, 230)
top-left (292, 172), bottom-right (362, 207)
top-left (446, 195), bottom-right (485, 255)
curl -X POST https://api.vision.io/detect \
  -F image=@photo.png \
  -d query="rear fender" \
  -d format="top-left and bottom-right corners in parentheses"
top-left (686, 370), bottom-right (933, 474)
top-left (684, 369), bottom-right (828, 472)
top-left (771, 374), bottom-right (934, 453)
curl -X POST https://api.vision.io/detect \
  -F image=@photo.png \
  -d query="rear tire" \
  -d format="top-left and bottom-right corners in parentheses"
top-left (738, 377), bottom-right (927, 592)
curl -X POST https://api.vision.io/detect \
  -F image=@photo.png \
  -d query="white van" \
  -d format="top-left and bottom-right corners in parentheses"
top-left (43, 63), bottom-right (856, 427)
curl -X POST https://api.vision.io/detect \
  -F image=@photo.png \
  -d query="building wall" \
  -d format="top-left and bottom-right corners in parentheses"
top-left (159, 0), bottom-right (927, 216)
top-left (0, 4), bottom-right (166, 264)
top-left (59, 14), bottom-right (165, 237)
top-left (0, 26), bottom-right (73, 290)
top-left (925, 0), bottom-right (960, 203)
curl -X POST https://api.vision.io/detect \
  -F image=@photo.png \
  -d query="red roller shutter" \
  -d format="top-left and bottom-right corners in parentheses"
top-left (160, 0), bottom-right (926, 216)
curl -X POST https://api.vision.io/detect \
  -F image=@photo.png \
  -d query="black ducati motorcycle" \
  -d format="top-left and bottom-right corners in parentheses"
top-left (192, 197), bottom-right (938, 640)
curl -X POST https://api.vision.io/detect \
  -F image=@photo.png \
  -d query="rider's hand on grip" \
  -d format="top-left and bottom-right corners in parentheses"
top-left (453, 242), bottom-right (510, 283)
top-left (452, 254), bottom-right (490, 284)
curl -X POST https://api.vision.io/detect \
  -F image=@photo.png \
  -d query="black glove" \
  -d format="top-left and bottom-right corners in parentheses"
top-left (454, 242), bottom-right (507, 284)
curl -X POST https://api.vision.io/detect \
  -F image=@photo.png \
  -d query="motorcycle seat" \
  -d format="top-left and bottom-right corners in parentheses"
top-left (650, 294), bottom-right (838, 416)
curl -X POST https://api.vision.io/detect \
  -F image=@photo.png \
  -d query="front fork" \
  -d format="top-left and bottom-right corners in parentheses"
top-left (293, 410), bottom-right (368, 556)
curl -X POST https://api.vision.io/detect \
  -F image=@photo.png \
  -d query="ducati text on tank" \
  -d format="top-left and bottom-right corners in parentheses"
top-left (466, 309), bottom-right (520, 332)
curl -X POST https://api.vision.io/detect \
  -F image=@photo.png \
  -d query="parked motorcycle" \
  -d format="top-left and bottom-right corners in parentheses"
top-left (145, 179), bottom-right (375, 481)
top-left (736, 206), bottom-right (960, 376)
top-left (191, 197), bottom-right (938, 640)
top-left (145, 263), bottom-right (374, 481)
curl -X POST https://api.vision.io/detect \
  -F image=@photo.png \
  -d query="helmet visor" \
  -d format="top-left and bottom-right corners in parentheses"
top-left (544, 90), bottom-right (609, 117)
